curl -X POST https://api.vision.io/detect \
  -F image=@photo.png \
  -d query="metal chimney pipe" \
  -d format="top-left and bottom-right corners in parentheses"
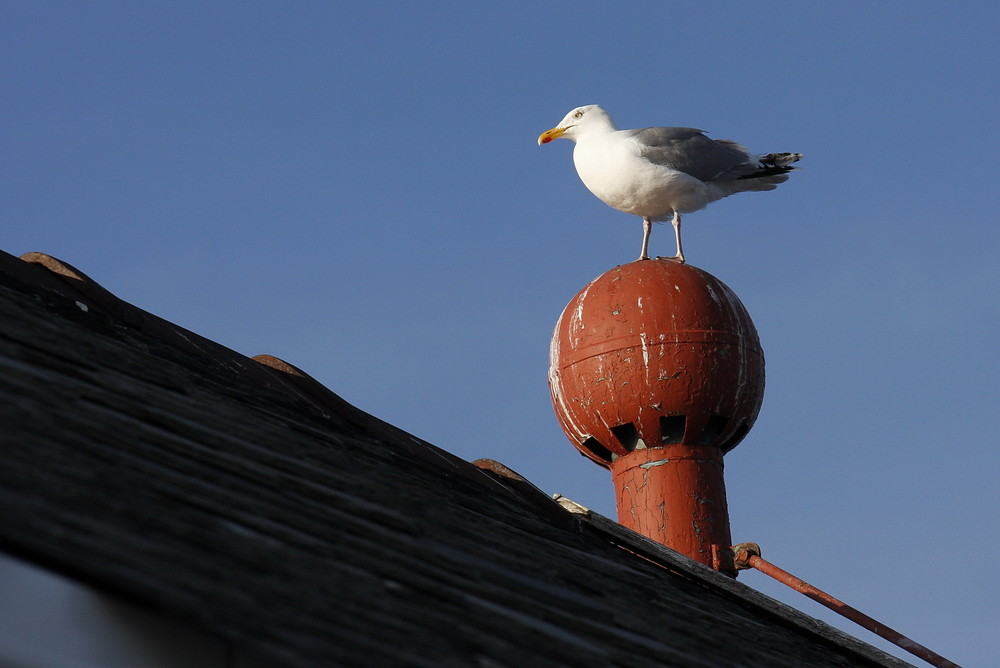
top-left (611, 445), bottom-right (734, 572)
top-left (548, 259), bottom-right (764, 574)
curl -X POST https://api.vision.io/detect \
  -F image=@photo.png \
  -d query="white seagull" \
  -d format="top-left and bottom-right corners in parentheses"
top-left (538, 104), bottom-right (801, 262)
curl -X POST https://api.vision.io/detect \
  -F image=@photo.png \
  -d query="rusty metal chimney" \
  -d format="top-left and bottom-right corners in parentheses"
top-left (549, 259), bottom-right (765, 575)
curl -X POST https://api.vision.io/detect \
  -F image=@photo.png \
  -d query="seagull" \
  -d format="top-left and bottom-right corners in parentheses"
top-left (538, 104), bottom-right (801, 262)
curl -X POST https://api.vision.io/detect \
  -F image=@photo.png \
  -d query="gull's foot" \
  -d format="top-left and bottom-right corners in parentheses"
top-left (637, 254), bottom-right (651, 261)
top-left (655, 255), bottom-right (685, 264)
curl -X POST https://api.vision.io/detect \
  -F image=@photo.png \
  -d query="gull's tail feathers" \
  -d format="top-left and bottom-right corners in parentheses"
top-left (711, 152), bottom-right (802, 197)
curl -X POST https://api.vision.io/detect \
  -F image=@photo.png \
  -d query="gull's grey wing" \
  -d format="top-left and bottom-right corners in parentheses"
top-left (628, 127), bottom-right (756, 182)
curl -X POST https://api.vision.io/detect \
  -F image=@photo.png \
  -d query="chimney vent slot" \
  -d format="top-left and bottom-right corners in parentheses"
top-left (580, 436), bottom-right (614, 462)
top-left (699, 415), bottom-right (730, 445)
top-left (659, 415), bottom-right (686, 444)
top-left (610, 423), bottom-right (644, 451)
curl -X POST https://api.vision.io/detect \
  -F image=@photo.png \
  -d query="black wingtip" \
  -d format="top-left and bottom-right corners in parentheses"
top-left (736, 152), bottom-right (802, 180)
top-left (760, 152), bottom-right (803, 168)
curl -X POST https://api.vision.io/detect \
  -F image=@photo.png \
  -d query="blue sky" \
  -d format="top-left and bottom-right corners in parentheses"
top-left (3, 2), bottom-right (997, 665)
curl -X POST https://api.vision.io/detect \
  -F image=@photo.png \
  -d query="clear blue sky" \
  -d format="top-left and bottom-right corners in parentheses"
top-left (3, 2), bottom-right (997, 665)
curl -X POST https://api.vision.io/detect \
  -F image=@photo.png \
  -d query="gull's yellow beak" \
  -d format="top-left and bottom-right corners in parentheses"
top-left (537, 126), bottom-right (568, 145)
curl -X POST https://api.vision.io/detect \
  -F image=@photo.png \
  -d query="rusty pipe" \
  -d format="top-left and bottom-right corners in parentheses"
top-left (731, 544), bottom-right (961, 668)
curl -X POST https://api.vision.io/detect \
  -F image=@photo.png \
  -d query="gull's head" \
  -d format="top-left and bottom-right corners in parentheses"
top-left (537, 104), bottom-right (614, 145)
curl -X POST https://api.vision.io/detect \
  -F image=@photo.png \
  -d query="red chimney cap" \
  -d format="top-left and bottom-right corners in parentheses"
top-left (549, 259), bottom-right (765, 467)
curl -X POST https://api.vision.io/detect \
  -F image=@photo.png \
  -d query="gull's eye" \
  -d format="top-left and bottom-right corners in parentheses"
top-left (573, 110), bottom-right (584, 119)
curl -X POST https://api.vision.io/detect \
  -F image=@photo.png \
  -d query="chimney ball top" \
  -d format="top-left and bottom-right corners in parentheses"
top-left (549, 259), bottom-right (765, 467)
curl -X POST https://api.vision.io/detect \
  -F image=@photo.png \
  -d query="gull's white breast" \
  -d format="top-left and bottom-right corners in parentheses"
top-left (572, 131), bottom-right (713, 221)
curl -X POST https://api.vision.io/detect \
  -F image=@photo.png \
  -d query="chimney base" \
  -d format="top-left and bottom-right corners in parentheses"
top-left (611, 445), bottom-right (735, 576)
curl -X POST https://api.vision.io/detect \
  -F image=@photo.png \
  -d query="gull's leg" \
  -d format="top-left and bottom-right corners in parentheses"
top-left (639, 218), bottom-right (652, 260)
top-left (656, 212), bottom-right (685, 263)
top-left (671, 212), bottom-right (685, 263)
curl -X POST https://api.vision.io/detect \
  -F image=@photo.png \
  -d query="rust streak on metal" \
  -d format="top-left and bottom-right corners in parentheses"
top-left (732, 545), bottom-right (961, 668)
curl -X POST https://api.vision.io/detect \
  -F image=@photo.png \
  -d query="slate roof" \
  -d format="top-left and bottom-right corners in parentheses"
top-left (0, 250), bottom-right (913, 667)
